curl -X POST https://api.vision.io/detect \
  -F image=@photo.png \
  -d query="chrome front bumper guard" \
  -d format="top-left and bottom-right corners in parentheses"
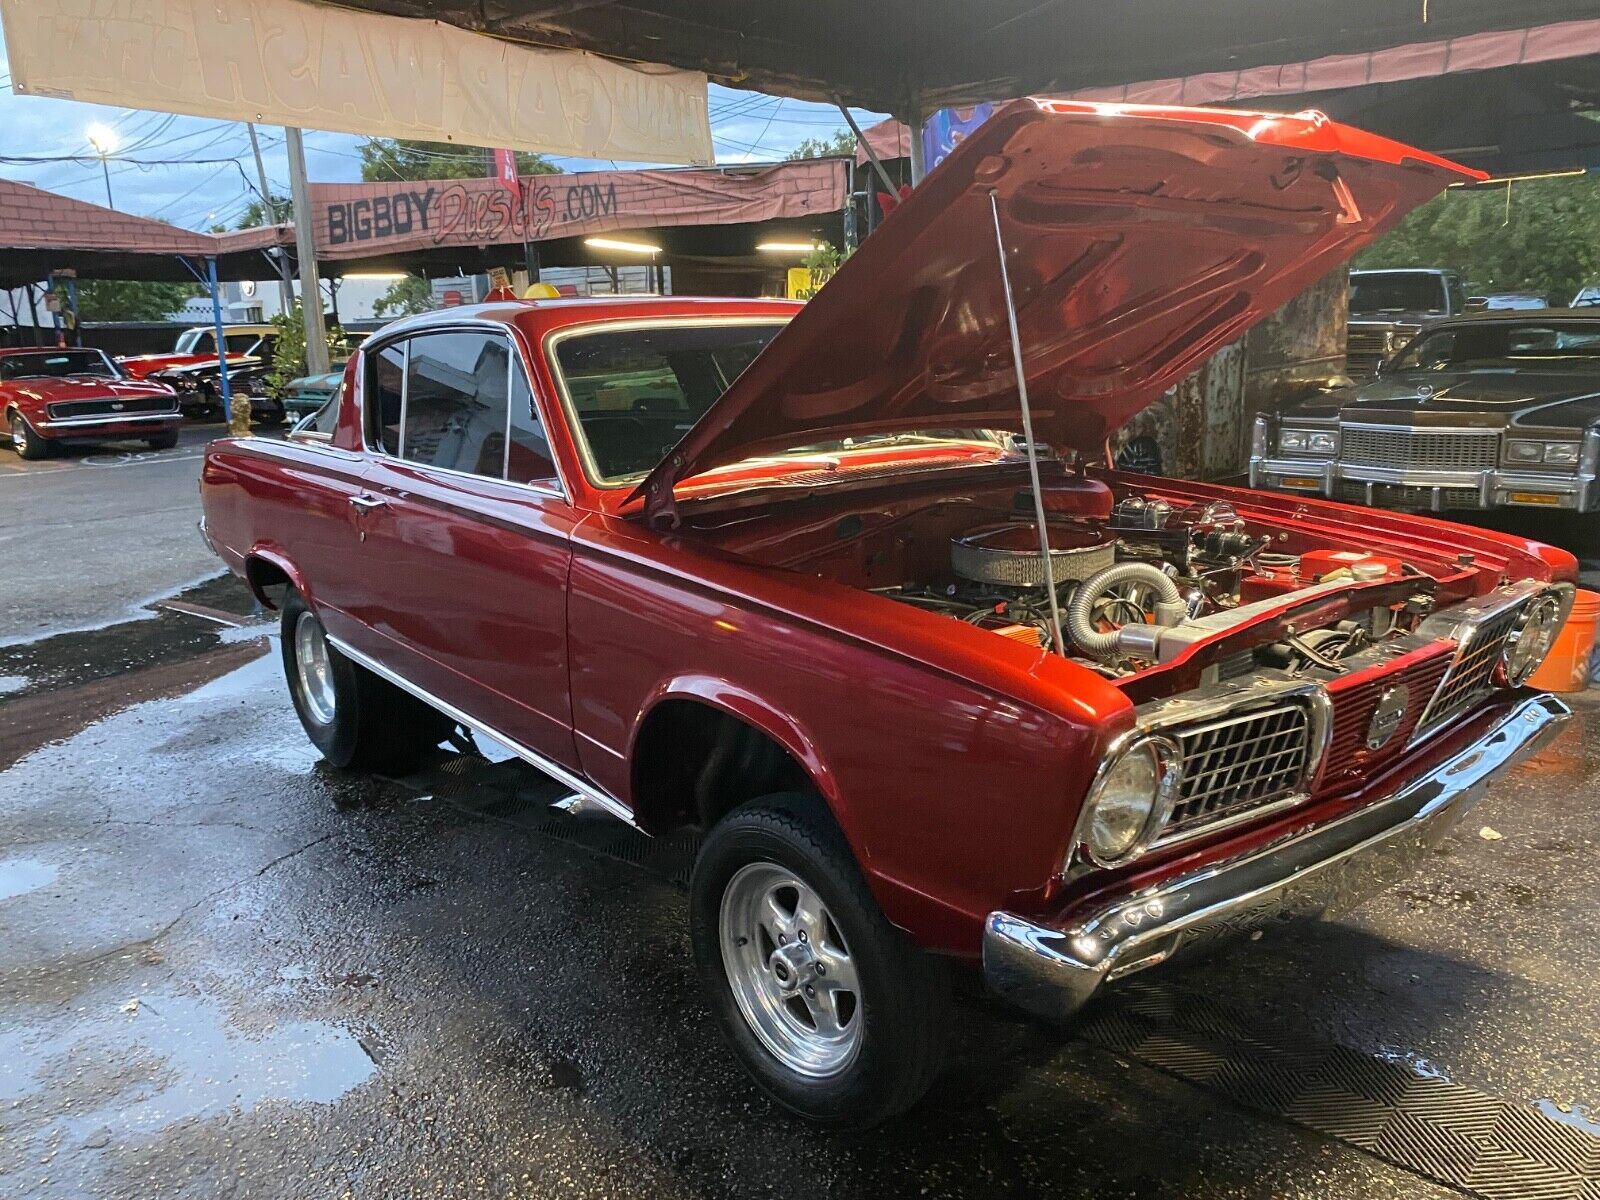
top-left (983, 693), bottom-right (1570, 1023)
top-left (37, 411), bottom-right (181, 431)
top-left (1248, 455), bottom-right (1598, 512)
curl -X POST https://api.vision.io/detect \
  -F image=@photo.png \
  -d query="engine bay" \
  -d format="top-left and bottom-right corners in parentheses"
top-left (702, 470), bottom-right (1467, 693)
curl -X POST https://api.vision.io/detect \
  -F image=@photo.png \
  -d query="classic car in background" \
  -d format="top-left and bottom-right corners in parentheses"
top-left (1253, 310), bottom-right (1600, 513)
top-left (2, 346), bottom-right (181, 459)
top-left (281, 365), bottom-right (349, 421)
top-left (117, 323), bottom-right (275, 381)
top-left (1346, 267), bottom-right (1468, 376)
top-left (148, 346), bottom-right (281, 421)
top-left (201, 102), bottom-right (1574, 1126)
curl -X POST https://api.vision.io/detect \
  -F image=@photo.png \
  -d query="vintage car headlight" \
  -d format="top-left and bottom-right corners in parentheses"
top-left (1079, 735), bottom-right (1181, 867)
top-left (1502, 595), bottom-right (1564, 686)
top-left (1278, 429), bottom-right (1337, 456)
top-left (1506, 440), bottom-right (1581, 466)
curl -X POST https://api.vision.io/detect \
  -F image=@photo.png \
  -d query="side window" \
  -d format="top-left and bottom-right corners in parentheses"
top-left (309, 385), bottom-right (342, 436)
top-left (224, 332), bottom-right (260, 352)
top-left (193, 330), bottom-right (216, 355)
top-left (369, 343), bottom-right (405, 455)
top-left (401, 332), bottom-right (508, 478)
top-left (507, 360), bottom-right (557, 483)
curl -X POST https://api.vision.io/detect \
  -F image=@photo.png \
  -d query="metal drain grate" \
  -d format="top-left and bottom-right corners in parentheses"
top-left (1080, 982), bottom-right (1600, 1198)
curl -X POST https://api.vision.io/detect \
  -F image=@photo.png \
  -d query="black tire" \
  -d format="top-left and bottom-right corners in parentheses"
top-left (146, 430), bottom-right (180, 450)
top-left (280, 588), bottom-right (453, 774)
top-left (10, 410), bottom-right (50, 460)
top-left (690, 793), bottom-right (951, 1128)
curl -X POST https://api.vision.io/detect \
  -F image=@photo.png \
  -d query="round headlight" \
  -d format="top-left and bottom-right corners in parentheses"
top-left (1502, 595), bottom-right (1563, 686)
top-left (1081, 735), bottom-right (1181, 867)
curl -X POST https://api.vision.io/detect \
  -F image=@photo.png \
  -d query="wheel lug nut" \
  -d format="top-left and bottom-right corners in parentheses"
top-left (815, 963), bottom-right (825, 976)
top-left (805, 986), bottom-right (815, 997)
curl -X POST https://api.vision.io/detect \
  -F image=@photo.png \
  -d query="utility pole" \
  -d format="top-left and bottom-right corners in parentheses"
top-left (247, 123), bottom-right (295, 318)
top-left (284, 127), bottom-right (330, 375)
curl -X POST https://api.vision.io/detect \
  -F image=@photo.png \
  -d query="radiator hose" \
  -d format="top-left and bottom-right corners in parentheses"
top-left (1068, 562), bottom-right (1188, 662)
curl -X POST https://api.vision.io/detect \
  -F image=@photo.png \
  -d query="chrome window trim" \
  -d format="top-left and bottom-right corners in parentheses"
top-left (359, 323), bottom-right (569, 503)
top-left (541, 315), bottom-right (794, 491)
top-left (327, 634), bottom-right (635, 827)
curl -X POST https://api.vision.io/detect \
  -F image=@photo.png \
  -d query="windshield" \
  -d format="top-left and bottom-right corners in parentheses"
top-left (0, 350), bottom-right (117, 381)
top-left (550, 320), bottom-right (1000, 486)
top-left (1389, 321), bottom-right (1600, 371)
top-left (1349, 273), bottom-right (1449, 316)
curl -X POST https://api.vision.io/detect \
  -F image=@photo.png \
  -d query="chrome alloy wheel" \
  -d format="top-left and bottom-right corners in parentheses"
top-left (293, 611), bottom-right (338, 726)
top-left (718, 862), bottom-right (862, 1077)
top-left (10, 413), bottom-right (28, 456)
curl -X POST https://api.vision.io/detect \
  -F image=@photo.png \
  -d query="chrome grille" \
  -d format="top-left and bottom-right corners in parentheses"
top-left (1420, 603), bottom-right (1523, 730)
top-left (1318, 643), bottom-right (1455, 789)
top-left (47, 396), bottom-right (176, 419)
top-left (1340, 426), bottom-right (1499, 471)
top-left (1164, 703), bottom-right (1310, 838)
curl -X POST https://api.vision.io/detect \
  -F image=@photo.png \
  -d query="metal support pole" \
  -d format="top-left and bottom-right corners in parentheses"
top-left (205, 257), bottom-right (233, 424)
top-left (66, 278), bottom-right (79, 346)
top-left (284, 127), bottom-right (330, 375)
top-left (988, 191), bottom-right (1063, 656)
top-left (247, 122), bottom-right (295, 317)
top-left (836, 100), bottom-right (898, 199)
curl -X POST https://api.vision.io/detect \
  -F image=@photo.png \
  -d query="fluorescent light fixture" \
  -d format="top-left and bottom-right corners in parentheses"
top-left (85, 122), bottom-right (118, 155)
top-left (584, 236), bottom-right (662, 254)
top-left (342, 271), bottom-right (409, 280)
top-left (756, 241), bottom-right (823, 254)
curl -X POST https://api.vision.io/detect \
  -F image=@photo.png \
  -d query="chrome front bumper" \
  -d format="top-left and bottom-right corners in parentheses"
top-left (1248, 455), bottom-right (1598, 512)
top-left (983, 693), bottom-right (1570, 1024)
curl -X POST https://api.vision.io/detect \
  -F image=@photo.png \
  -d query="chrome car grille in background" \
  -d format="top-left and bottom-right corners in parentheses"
top-left (1163, 703), bottom-right (1311, 839)
top-left (1339, 425), bottom-right (1500, 471)
top-left (47, 396), bottom-right (177, 419)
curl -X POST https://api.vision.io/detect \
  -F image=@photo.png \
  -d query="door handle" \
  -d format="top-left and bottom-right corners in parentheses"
top-left (349, 494), bottom-right (388, 513)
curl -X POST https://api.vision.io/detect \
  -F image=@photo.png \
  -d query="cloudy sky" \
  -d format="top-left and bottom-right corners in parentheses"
top-left (0, 24), bottom-right (884, 230)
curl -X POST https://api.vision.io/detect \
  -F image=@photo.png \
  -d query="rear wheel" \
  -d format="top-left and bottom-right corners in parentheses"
top-left (10, 411), bottom-right (49, 460)
top-left (690, 794), bottom-right (951, 1127)
top-left (280, 588), bottom-right (452, 774)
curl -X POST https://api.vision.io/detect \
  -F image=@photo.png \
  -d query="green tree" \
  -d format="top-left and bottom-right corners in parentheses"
top-left (373, 276), bottom-right (432, 318)
top-left (55, 279), bottom-right (201, 322)
top-left (786, 130), bottom-right (857, 160)
top-left (1354, 175), bottom-right (1600, 302)
top-left (358, 139), bottom-right (561, 182)
top-left (237, 195), bottom-right (293, 227)
top-left (266, 304), bottom-right (345, 393)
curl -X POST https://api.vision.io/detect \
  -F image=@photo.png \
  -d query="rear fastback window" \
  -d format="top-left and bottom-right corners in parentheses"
top-left (1391, 321), bottom-right (1600, 371)
top-left (550, 321), bottom-right (785, 484)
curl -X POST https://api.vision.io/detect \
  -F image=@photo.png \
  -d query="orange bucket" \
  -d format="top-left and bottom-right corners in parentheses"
top-left (1530, 588), bottom-right (1600, 693)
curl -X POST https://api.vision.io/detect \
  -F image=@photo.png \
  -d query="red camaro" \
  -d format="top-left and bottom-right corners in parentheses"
top-left (199, 102), bottom-right (1575, 1125)
top-left (2, 346), bottom-right (182, 460)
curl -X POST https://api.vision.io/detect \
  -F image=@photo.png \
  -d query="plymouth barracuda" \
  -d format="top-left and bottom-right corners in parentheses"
top-left (3, 346), bottom-right (181, 459)
top-left (1253, 310), bottom-right (1600, 512)
top-left (199, 101), bottom-right (1574, 1126)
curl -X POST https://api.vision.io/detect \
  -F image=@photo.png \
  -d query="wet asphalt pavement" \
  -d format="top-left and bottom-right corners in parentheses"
top-left (2, 439), bottom-right (1600, 1198)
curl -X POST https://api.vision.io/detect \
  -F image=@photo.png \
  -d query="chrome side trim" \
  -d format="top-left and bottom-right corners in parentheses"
top-left (326, 634), bottom-right (638, 828)
top-left (37, 411), bottom-right (181, 429)
top-left (986, 692), bottom-right (1570, 1023)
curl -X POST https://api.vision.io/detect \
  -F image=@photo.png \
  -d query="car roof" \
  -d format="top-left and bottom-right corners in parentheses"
top-left (1349, 267), bottom-right (1453, 277)
top-left (1427, 308), bottom-right (1600, 324)
top-left (366, 295), bottom-right (804, 344)
top-left (0, 345), bottom-right (107, 357)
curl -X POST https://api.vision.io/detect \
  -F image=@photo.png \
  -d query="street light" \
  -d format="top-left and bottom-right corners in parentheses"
top-left (85, 122), bottom-right (117, 208)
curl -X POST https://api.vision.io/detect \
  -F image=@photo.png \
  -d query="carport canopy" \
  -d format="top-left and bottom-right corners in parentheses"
top-left (322, 1), bottom-right (1600, 117)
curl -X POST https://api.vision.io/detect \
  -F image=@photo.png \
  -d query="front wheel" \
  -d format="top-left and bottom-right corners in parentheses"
top-left (690, 794), bottom-right (951, 1127)
top-left (280, 588), bottom-right (452, 775)
top-left (146, 430), bottom-right (180, 450)
top-left (10, 411), bottom-right (50, 460)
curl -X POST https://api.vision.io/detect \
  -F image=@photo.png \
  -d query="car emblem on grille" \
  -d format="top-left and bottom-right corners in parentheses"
top-left (1416, 384), bottom-right (1435, 398)
top-left (111, 401), bottom-right (124, 410)
top-left (1366, 684), bottom-right (1410, 751)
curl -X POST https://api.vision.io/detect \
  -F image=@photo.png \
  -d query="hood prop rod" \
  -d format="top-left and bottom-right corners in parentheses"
top-left (988, 189), bottom-right (1066, 657)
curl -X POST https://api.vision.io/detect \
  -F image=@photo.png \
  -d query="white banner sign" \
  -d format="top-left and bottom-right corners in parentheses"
top-left (0, 0), bottom-right (713, 165)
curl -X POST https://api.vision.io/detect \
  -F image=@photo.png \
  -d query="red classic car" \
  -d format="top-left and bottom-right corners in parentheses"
top-left (2, 347), bottom-right (182, 459)
top-left (199, 101), bottom-right (1575, 1126)
top-left (117, 323), bottom-right (275, 380)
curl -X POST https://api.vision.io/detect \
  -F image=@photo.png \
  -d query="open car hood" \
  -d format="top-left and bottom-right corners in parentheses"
top-left (635, 99), bottom-right (1479, 519)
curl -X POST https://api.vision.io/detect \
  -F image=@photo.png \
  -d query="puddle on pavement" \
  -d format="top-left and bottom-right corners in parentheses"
top-left (0, 987), bottom-right (376, 1139)
top-left (0, 857), bottom-right (58, 901)
top-left (0, 674), bottom-right (27, 696)
top-left (1535, 1097), bottom-right (1600, 1136)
